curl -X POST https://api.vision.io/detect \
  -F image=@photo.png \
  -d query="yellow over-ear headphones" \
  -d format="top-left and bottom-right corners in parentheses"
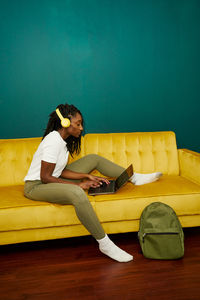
top-left (55, 108), bottom-right (71, 128)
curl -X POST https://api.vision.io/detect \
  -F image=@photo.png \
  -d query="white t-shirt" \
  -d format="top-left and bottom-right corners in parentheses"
top-left (24, 131), bottom-right (69, 181)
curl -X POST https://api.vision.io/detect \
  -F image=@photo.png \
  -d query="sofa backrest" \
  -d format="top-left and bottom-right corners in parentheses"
top-left (0, 131), bottom-right (179, 186)
top-left (0, 137), bottom-right (42, 186)
top-left (0, 136), bottom-right (84, 186)
top-left (84, 131), bottom-right (179, 175)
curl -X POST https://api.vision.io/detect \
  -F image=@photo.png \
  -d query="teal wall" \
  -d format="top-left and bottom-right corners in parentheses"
top-left (0, 0), bottom-right (199, 151)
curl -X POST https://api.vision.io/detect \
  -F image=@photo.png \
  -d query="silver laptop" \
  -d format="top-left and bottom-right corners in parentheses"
top-left (88, 164), bottom-right (134, 196)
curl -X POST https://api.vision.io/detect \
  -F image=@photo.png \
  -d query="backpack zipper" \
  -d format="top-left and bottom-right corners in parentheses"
top-left (142, 232), bottom-right (179, 243)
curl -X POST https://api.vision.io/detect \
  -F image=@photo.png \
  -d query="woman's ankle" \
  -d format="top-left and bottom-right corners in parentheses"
top-left (96, 234), bottom-right (133, 262)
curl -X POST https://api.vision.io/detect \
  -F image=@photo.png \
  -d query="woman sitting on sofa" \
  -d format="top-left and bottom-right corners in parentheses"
top-left (24, 103), bottom-right (162, 263)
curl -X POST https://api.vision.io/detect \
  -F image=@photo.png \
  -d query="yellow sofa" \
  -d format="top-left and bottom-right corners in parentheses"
top-left (0, 131), bottom-right (200, 245)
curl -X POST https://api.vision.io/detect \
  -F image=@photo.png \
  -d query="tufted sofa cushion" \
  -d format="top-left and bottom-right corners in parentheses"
top-left (0, 137), bottom-right (84, 187)
top-left (0, 131), bottom-right (179, 186)
top-left (84, 131), bottom-right (179, 175)
top-left (0, 138), bottom-right (41, 186)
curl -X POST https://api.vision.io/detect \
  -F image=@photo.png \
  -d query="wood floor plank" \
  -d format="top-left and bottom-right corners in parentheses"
top-left (0, 227), bottom-right (200, 300)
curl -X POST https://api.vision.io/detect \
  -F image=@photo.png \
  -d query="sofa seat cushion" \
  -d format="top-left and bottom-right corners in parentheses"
top-left (0, 185), bottom-right (95, 231)
top-left (91, 175), bottom-right (200, 222)
top-left (1, 176), bottom-right (200, 233)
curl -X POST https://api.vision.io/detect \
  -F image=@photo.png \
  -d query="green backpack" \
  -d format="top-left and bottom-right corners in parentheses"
top-left (138, 202), bottom-right (184, 259)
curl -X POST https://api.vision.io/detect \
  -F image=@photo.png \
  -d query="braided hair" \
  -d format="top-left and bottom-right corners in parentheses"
top-left (43, 104), bottom-right (83, 156)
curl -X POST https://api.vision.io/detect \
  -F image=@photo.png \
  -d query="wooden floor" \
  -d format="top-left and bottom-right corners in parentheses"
top-left (1, 227), bottom-right (200, 300)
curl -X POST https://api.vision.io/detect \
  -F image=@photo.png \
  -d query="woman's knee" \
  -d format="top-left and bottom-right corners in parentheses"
top-left (66, 185), bottom-right (90, 206)
top-left (84, 154), bottom-right (102, 162)
top-left (85, 154), bottom-right (98, 159)
top-left (72, 185), bottom-right (86, 198)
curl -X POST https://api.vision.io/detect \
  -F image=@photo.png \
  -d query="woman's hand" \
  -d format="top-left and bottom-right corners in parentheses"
top-left (78, 175), bottom-right (110, 190)
top-left (86, 174), bottom-right (110, 185)
top-left (79, 180), bottom-right (100, 190)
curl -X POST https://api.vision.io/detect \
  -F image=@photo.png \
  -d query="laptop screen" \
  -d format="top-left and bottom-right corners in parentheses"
top-left (115, 165), bottom-right (133, 190)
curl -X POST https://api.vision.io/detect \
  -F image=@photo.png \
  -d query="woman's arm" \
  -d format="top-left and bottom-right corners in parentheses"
top-left (60, 168), bottom-right (90, 181)
top-left (40, 161), bottom-right (78, 185)
top-left (40, 160), bottom-right (107, 189)
top-left (61, 168), bottom-right (110, 184)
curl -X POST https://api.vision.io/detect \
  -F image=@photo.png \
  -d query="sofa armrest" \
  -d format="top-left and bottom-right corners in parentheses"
top-left (178, 149), bottom-right (200, 185)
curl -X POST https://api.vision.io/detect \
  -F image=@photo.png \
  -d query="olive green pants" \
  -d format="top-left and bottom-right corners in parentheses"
top-left (24, 154), bottom-right (125, 239)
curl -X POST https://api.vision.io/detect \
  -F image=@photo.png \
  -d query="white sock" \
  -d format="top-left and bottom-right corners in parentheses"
top-left (130, 172), bottom-right (162, 186)
top-left (97, 234), bottom-right (133, 262)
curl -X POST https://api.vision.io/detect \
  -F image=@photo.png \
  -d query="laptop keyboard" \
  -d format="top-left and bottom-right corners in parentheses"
top-left (100, 181), bottom-right (109, 188)
top-left (89, 180), bottom-right (115, 194)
